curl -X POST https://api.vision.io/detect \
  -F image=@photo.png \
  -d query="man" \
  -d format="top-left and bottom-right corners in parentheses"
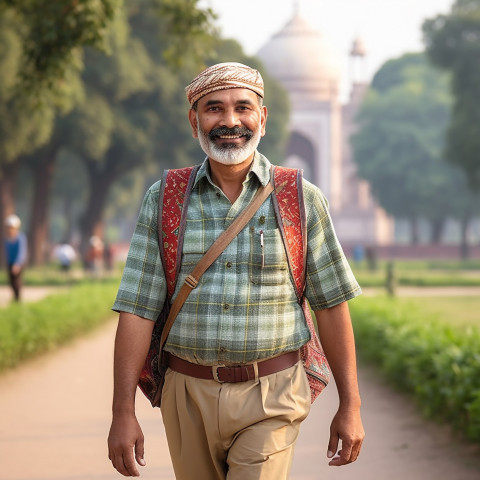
top-left (108, 62), bottom-right (364, 479)
top-left (3, 214), bottom-right (27, 302)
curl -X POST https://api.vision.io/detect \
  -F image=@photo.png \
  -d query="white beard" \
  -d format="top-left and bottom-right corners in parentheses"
top-left (197, 119), bottom-right (262, 166)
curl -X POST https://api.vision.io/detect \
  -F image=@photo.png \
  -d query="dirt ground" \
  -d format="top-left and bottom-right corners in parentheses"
top-left (1, 287), bottom-right (480, 480)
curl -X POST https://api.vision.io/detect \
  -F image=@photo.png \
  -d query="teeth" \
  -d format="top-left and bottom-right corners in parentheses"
top-left (219, 135), bottom-right (242, 139)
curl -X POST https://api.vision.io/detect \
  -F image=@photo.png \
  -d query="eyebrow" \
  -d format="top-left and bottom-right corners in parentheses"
top-left (204, 98), bottom-right (255, 107)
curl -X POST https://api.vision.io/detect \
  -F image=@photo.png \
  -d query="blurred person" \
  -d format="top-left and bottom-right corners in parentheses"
top-left (353, 244), bottom-right (365, 263)
top-left (54, 242), bottom-right (76, 272)
top-left (103, 242), bottom-right (114, 271)
top-left (84, 235), bottom-right (104, 274)
top-left (3, 214), bottom-right (27, 302)
top-left (108, 63), bottom-right (364, 479)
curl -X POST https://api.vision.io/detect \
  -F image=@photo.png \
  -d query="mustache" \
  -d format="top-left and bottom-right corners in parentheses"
top-left (208, 126), bottom-right (254, 140)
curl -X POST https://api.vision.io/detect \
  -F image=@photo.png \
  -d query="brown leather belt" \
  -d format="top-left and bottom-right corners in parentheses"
top-left (167, 350), bottom-right (300, 383)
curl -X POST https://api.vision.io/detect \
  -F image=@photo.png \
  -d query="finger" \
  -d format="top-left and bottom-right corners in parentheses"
top-left (349, 437), bottom-right (364, 463)
top-left (328, 450), bottom-right (348, 467)
top-left (110, 452), bottom-right (131, 477)
top-left (327, 431), bottom-right (339, 460)
top-left (339, 438), bottom-right (353, 464)
top-left (122, 449), bottom-right (140, 477)
top-left (329, 438), bottom-right (363, 466)
top-left (135, 436), bottom-right (146, 467)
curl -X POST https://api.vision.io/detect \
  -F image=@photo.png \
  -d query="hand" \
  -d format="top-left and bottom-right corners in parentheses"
top-left (11, 264), bottom-right (21, 275)
top-left (108, 412), bottom-right (146, 477)
top-left (327, 406), bottom-right (364, 466)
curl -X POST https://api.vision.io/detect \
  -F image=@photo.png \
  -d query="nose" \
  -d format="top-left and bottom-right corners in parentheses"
top-left (219, 108), bottom-right (241, 128)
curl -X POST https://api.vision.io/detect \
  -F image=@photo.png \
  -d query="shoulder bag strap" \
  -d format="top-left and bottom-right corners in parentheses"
top-left (159, 165), bottom-right (200, 299)
top-left (271, 166), bottom-right (307, 301)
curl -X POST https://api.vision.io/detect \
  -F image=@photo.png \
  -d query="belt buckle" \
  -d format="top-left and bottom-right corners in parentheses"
top-left (212, 364), bottom-right (226, 383)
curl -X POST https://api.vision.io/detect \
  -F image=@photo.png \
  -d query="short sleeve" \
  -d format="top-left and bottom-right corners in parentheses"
top-left (303, 183), bottom-right (361, 310)
top-left (112, 181), bottom-right (167, 320)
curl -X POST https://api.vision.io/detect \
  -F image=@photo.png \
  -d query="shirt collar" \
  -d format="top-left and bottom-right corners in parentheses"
top-left (193, 150), bottom-right (272, 190)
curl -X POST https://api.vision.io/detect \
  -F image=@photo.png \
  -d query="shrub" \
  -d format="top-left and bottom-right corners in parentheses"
top-left (350, 296), bottom-right (480, 442)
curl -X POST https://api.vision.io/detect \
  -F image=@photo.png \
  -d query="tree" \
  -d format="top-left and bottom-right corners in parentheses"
top-left (8, 0), bottom-right (288, 263)
top-left (10, 0), bottom-right (217, 263)
top-left (74, 6), bottom-right (289, 253)
top-left (0, 0), bottom-right (119, 102)
top-left (0, 11), bottom-right (56, 265)
top-left (423, 0), bottom-right (480, 194)
top-left (352, 53), bottom-right (473, 244)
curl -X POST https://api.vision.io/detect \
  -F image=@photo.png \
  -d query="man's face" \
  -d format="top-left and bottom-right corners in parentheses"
top-left (189, 88), bottom-right (267, 165)
top-left (6, 226), bottom-right (18, 240)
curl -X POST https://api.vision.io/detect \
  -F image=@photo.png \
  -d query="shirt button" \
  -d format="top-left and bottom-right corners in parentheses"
top-left (219, 347), bottom-right (227, 353)
top-left (223, 303), bottom-right (230, 311)
top-left (216, 192), bottom-right (221, 198)
top-left (259, 215), bottom-right (266, 225)
top-left (226, 261), bottom-right (232, 268)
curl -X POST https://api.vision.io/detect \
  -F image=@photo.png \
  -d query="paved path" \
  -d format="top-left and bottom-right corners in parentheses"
top-left (1, 319), bottom-right (480, 480)
top-left (0, 286), bottom-right (66, 307)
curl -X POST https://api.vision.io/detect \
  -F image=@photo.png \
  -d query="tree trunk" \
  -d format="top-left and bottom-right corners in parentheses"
top-left (79, 168), bottom-right (114, 259)
top-left (78, 150), bottom-right (137, 259)
top-left (430, 218), bottom-right (445, 244)
top-left (410, 217), bottom-right (420, 245)
top-left (0, 162), bottom-right (19, 268)
top-left (459, 215), bottom-right (470, 260)
top-left (62, 196), bottom-right (75, 243)
top-left (28, 145), bottom-right (59, 265)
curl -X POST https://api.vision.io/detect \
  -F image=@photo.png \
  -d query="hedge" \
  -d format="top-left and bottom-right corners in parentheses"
top-left (350, 296), bottom-right (480, 442)
top-left (0, 279), bottom-right (119, 371)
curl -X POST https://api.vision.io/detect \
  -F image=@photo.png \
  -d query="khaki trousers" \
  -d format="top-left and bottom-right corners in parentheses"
top-left (160, 361), bottom-right (311, 480)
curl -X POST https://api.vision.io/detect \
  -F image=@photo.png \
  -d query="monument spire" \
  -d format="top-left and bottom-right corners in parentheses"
top-left (293, 0), bottom-right (301, 16)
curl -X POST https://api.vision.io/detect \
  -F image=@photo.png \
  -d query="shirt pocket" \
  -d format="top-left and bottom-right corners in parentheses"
top-left (177, 232), bottom-right (205, 279)
top-left (250, 228), bottom-right (289, 286)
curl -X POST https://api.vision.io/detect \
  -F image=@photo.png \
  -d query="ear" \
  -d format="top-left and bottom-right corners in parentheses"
top-left (188, 109), bottom-right (199, 138)
top-left (260, 105), bottom-right (268, 137)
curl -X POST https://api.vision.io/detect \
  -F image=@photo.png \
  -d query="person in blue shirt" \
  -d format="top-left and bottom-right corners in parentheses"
top-left (4, 214), bottom-right (27, 302)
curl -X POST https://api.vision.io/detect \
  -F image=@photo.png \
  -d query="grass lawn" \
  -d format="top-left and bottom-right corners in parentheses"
top-left (352, 294), bottom-right (480, 328)
top-left (398, 295), bottom-right (480, 328)
top-left (352, 259), bottom-right (480, 287)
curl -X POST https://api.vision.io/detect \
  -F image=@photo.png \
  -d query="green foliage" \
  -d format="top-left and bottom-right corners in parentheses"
top-left (352, 53), bottom-right (475, 233)
top-left (155, 0), bottom-right (217, 68)
top-left (351, 296), bottom-right (480, 442)
top-left (0, 12), bottom-right (55, 164)
top-left (0, 278), bottom-right (119, 370)
top-left (1, 0), bottom-right (120, 100)
top-left (423, 0), bottom-right (480, 193)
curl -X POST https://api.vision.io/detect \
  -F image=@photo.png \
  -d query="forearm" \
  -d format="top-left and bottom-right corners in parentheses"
top-left (315, 302), bottom-right (361, 408)
top-left (112, 312), bottom-right (155, 414)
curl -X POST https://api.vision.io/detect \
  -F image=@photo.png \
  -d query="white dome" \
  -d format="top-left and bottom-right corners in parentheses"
top-left (257, 14), bottom-right (341, 101)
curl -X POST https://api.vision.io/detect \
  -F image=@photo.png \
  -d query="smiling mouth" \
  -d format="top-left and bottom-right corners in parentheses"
top-left (218, 134), bottom-right (243, 140)
top-left (209, 126), bottom-right (253, 142)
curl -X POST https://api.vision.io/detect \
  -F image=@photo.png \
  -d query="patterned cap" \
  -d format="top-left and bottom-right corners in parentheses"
top-left (185, 62), bottom-right (264, 106)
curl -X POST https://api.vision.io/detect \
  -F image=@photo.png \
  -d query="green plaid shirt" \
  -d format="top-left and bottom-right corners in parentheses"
top-left (113, 152), bottom-right (361, 365)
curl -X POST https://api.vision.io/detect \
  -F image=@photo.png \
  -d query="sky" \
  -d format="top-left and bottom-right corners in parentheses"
top-left (202, 0), bottom-right (454, 99)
